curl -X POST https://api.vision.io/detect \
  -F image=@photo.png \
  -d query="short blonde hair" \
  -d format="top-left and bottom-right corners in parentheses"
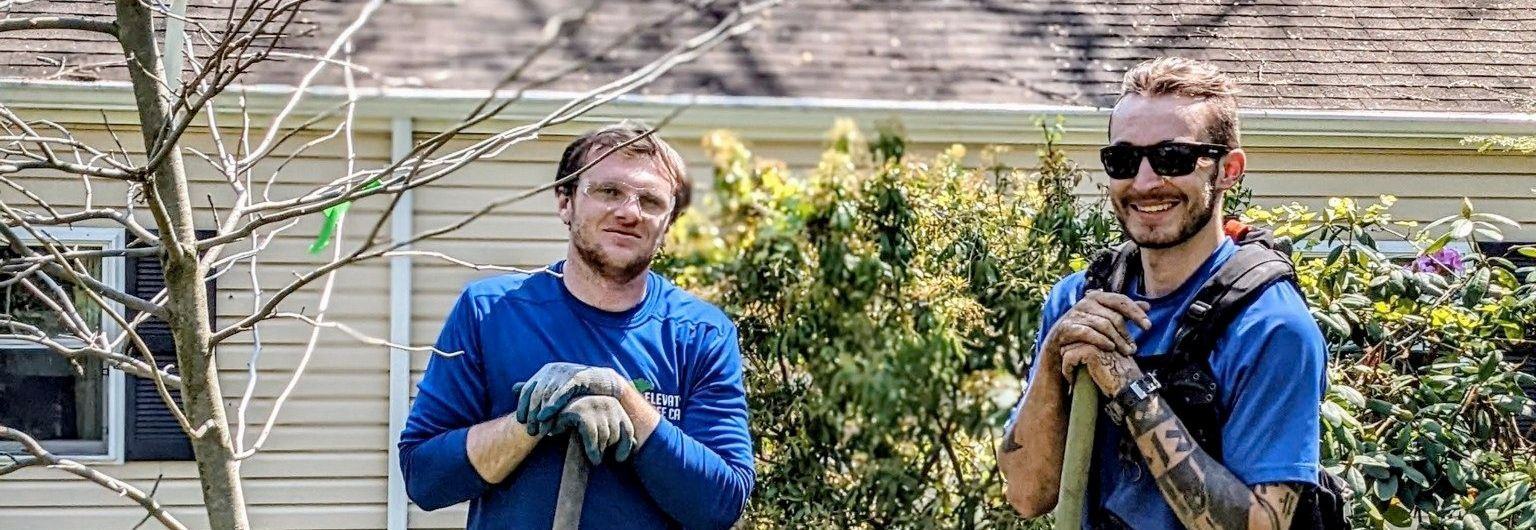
top-left (1118, 57), bottom-right (1241, 148)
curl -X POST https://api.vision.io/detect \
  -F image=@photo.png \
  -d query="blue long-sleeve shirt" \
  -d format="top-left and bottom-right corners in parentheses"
top-left (399, 262), bottom-right (755, 530)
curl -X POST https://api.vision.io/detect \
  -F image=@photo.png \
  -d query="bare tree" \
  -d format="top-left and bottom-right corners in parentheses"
top-left (0, 1), bottom-right (778, 528)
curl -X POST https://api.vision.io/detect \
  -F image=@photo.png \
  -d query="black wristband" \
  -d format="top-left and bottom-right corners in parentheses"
top-left (1106, 374), bottom-right (1161, 426)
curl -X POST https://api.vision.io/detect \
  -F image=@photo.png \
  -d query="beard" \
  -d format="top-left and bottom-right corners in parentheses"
top-left (1115, 172), bottom-right (1220, 250)
top-left (570, 220), bottom-right (657, 284)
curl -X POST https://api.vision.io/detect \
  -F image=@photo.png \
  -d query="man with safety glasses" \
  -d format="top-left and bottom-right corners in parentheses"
top-left (998, 58), bottom-right (1329, 529)
top-left (399, 123), bottom-right (755, 530)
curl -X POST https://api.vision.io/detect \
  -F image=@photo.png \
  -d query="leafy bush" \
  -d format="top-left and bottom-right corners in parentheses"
top-left (657, 120), bottom-right (1536, 529)
top-left (1245, 197), bottom-right (1536, 530)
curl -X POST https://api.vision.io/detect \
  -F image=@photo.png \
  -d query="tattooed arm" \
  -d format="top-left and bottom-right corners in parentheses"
top-left (999, 290), bottom-right (1152, 518)
top-left (996, 337), bottom-right (1071, 518)
top-left (1121, 391), bottom-right (1300, 530)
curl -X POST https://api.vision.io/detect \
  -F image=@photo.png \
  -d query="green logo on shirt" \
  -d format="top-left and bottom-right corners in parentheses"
top-left (632, 378), bottom-right (654, 393)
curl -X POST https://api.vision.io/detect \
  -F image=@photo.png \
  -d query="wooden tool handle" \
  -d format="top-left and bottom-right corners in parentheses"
top-left (1053, 370), bottom-right (1099, 530)
top-left (552, 435), bottom-right (592, 530)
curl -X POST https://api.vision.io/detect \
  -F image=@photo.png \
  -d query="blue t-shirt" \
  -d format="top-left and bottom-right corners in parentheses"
top-left (399, 262), bottom-right (755, 530)
top-left (1021, 239), bottom-right (1327, 529)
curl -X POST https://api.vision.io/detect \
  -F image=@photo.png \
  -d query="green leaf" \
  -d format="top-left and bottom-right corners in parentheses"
top-left (1373, 475), bottom-right (1400, 500)
top-left (1518, 246), bottom-right (1536, 259)
top-left (1425, 232), bottom-right (1455, 254)
top-left (1333, 385), bottom-right (1367, 408)
top-left (1346, 466), bottom-right (1369, 493)
top-left (1402, 466), bottom-right (1430, 487)
top-left (1463, 268), bottom-right (1491, 307)
top-left (1357, 230), bottom-right (1377, 248)
top-left (1448, 459), bottom-right (1469, 490)
top-left (1476, 212), bottom-right (1522, 229)
top-left (1339, 294), bottom-right (1372, 309)
top-left (1453, 219), bottom-right (1475, 239)
top-left (1326, 244), bottom-right (1346, 266)
top-left (1321, 401), bottom-right (1345, 426)
top-left (1316, 311), bottom-right (1350, 337)
top-left (1384, 502), bottom-right (1414, 528)
top-left (1518, 508), bottom-right (1536, 530)
top-left (1464, 514), bottom-right (1487, 530)
top-left (1425, 213), bottom-right (1459, 233)
top-left (1475, 227), bottom-right (1504, 241)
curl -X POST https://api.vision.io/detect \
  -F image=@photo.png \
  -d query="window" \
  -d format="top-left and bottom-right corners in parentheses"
top-left (0, 227), bottom-right (125, 460)
top-left (1295, 239), bottom-right (1474, 260)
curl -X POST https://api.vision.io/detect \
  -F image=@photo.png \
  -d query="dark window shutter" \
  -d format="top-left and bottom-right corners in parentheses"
top-left (122, 230), bottom-right (216, 461)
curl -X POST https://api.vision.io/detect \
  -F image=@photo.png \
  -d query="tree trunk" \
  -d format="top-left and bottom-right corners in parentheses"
top-left (114, 2), bottom-right (251, 529)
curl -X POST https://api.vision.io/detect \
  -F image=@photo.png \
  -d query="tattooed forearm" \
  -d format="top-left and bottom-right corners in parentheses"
top-left (1123, 397), bottom-right (1299, 530)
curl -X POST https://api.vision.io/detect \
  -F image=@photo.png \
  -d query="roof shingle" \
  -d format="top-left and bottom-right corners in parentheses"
top-left (2, 0), bottom-right (1533, 112)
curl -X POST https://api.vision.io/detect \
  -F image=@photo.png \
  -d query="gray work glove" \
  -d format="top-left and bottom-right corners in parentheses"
top-left (512, 362), bottom-right (625, 436)
top-left (549, 395), bottom-right (636, 464)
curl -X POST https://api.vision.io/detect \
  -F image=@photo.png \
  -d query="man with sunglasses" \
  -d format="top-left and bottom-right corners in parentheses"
top-left (399, 123), bottom-right (755, 530)
top-left (998, 58), bottom-right (1328, 530)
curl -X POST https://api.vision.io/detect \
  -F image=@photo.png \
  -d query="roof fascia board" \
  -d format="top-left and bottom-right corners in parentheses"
top-left (4, 80), bottom-right (1532, 149)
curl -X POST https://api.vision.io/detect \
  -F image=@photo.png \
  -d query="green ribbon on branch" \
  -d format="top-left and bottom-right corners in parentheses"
top-left (309, 179), bottom-right (382, 254)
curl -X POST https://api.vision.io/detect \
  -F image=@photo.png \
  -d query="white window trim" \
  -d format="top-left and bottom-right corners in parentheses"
top-left (1295, 239), bottom-right (1473, 258)
top-left (0, 226), bottom-right (126, 463)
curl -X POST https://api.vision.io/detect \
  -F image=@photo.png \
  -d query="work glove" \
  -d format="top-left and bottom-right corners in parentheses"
top-left (548, 395), bottom-right (636, 464)
top-left (512, 362), bottom-right (625, 436)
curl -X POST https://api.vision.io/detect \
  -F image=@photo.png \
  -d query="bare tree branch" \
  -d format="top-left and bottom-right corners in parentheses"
top-left (1, 104), bottom-right (139, 181)
top-left (11, 207), bottom-right (158, 244)
top-left (381, 250), bottom-right (553, 274)
top-left (224, 0), bottom-right (384, 170)
top-left (0, 426), bottom-right (187, 530)
top-left (271, 311), bottom-right (459, 356)
top-left (0, 158), bottom-right (137, 180)
top-left (0, 16), bottom-right (117, 36)
top-left (211, 113), bottom-right (678, 344)
top-left (197, 0), bottom-right (777, 254)
top-left (130, 473), bottom-right (168, 530)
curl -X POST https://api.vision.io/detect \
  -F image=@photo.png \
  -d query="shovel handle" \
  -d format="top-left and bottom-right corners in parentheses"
top-left (552, 435), bottom-right (591, 530)
top-left (1053, 369), bottom-right (1099, 530)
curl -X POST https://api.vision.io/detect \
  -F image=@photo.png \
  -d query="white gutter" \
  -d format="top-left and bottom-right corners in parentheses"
top-left (7, 78), bottom-right (1535, 123)
top-left (161, 0), bottom-right (190, 88)
top-left (386, 115), bottom-right (414, 530)
top-left (3, 79), bottom-right (1533, 144)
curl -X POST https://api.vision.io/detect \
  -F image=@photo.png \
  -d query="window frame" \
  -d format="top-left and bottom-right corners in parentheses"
top-left (0, 226), bottom-right (126, 463)
top-left (1296, 239), bottom-right (1474, 259)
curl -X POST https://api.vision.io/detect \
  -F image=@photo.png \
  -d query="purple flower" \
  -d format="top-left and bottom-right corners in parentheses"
top-left (1409, 247), bottom-right (1465, 274)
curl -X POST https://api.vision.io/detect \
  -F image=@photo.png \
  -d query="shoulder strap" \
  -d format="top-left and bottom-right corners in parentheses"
top-left (1084, 241), bottom-right (1139, 294)
top-left (1171, 239), bottom-right (1297, 365)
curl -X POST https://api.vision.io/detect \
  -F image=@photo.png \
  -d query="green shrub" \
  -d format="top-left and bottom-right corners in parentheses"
top-left (1245, 197), bottom-right (1536, 530)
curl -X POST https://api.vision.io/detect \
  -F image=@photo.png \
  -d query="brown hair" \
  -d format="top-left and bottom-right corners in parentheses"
top-left (554, 122), bottom-right (691, 219)
top-left (1117, 57), bottom-right (1241, 148)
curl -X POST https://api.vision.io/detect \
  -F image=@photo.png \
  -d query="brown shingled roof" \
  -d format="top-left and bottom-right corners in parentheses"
top-left (3, 0), bottom-right (1534, 112)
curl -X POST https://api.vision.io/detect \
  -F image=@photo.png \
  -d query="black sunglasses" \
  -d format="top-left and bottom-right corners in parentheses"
top-left (1099, 142), bottom-right (1230, 180)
